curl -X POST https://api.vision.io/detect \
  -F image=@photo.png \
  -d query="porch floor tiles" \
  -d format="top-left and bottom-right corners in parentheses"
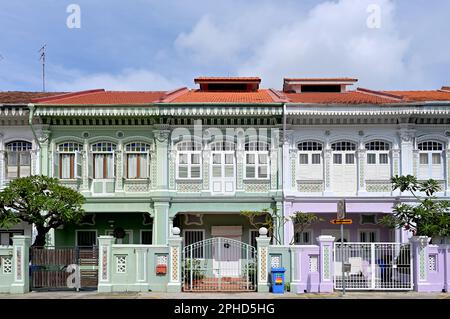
top-left (0, 292), bottom-right (448, 299)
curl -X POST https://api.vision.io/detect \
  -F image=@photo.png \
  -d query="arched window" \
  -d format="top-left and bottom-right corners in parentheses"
top-left (331, 141), bottom-right (356, 164)
top-left (56, 142), bottom-right (83, 179)
top-left (124, 142), bottom-right (152, 179)
top-left (365, 140), bottom-right (391, 180)
top-left (210, 141), bottom-right (235, 151)
top-left (297, 141), bottom-right (323, 181)
top-left (91, 142), bottom-right (116, 179)
top-left (418, 141), bottom-right (444, 180)
top-left (244, 141), bottom-right (269, 179)
top-left (176, 141), bottom-right (202, 179)
top-left (5, 141), bottom-right (32, 179)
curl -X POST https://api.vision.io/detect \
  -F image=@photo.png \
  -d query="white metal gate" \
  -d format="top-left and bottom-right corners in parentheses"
top-left (182, 237), bottom-right (257, 292)
top-left (333, 242), bottom-right (413, 290)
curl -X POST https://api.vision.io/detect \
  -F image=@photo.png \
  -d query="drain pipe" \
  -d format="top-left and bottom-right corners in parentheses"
top-left (28, 103), bottom-right (41, 149)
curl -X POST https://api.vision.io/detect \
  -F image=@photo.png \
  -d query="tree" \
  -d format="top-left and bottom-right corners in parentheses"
top-left (290, 212), bottom-right (324, 245)
top-left (0, 176), bottom-right (85, 246)
top-left (240, 207), bottom-right (286, 245)
top-left (379, 175), bottom-right (450, 239)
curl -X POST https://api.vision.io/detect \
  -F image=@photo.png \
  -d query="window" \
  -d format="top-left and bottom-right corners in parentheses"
top-left (125, 142), bottom-right (151, 179)
top-left (76, 230), bottom-right (97, 247)
top-left (56, 142), bottom-right (82, 179)
top-left (140, 230), bottom-right (153, 244)
top-left (331, 141), bottom-right (356, 164)
top-left (298, 141), bottom-right (323, 180)
top-left (5, 141), bottom-right (32, 179)
top-left (176, 141), bottom-right (202, 179)
top-left (245, 142), bottom-right (269, 179)
top-left (365, 140), bottom-right (391, 180)
top-left (91, 142), bottom-right (116, 179)
top-left (294, 230), bottom-right (312, 244)
top-left (418, 141), bottom-right (444, 180)
top-left (359, 230), bottom-right (377, 243)
top-left (333, 154), bottom-right (342, 164)
top-left (184, 230), bottom-right (204, 258)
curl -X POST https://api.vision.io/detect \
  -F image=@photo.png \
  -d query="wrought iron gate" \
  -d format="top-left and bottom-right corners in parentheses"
top-left (183, 237), bottom-right (257, 292)
top-left (333, 242), bottom-right (413, 290)
top-left (30, 246), bottom-right (98, 291)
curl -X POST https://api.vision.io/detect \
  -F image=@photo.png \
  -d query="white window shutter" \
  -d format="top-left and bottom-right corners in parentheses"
top-left (75, 151), bottom-right (82, 178)
top-left (54, 151), bottom-right (60, 178)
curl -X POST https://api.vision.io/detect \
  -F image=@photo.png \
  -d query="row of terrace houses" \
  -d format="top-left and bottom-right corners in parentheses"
top-left (1, 77), bottom-right (450, 249)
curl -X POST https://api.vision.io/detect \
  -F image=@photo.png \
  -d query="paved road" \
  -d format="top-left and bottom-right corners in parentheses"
top-left (0, 291), bottom-right (448, 299)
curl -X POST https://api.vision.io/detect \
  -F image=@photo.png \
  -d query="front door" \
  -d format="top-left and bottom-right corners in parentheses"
top-left (211, 152), bottom-right (235, 194)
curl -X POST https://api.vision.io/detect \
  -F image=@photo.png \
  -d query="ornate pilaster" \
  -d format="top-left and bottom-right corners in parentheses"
top-left (391, 148), bottom-right (400, 176)
top-left (270, 146), bottom-right (278, 190)
top-left (398, 126), bottom-right (415, 176)
top-left (80, 140), bottom-right (89, 192)
top-left (446, 149), bottom-right (450, 194)
top-left (202, 148), bottom-right (210, 191)
top-left (324, 149), bottom-right (332, 194)
top-left (115, 142), bottom-right (124, 192)
top-left (357, 148), bottom-right (366, 194)
top-left (37, 129), bottom-right (50, 176)
top-left (289, 149), bottom-right (297, 189)
top-left (153, 130), bottom-right (170, 190)
top-left (412, 149), bottom-right (420, 177)
top-left (236, 146), bottom-right (244, 191)
top-left (168, 149), bottom-right (175, 190)
top-left (0, 132), bottom-right (4, 187)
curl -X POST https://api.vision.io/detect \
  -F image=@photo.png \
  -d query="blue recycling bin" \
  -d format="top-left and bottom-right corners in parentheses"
top-left (271, 267), bottom-right (286, 294)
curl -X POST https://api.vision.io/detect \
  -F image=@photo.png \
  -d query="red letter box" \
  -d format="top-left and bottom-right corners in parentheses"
top-left (156, 264), bottom-right (167, 275)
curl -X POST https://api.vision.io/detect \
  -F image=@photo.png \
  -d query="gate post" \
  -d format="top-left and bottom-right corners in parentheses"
top-left (256, 227), bottom-right (271, 292)
top-left (410, 236), bottom-right (431, 292)
top-left (168, 227), bottom-right (182, 293)
top-left (98, 235), bottom-right (114, 293)
top-left (10, 236), bottom-right (31, 294)
top-left (317, 235), bottom-right (334, 293)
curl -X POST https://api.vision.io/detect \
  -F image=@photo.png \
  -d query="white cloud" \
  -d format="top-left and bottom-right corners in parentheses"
top-left (47, 68), bottom-right (183, 91)
top-left (174, 0), bottom-right (434, 90)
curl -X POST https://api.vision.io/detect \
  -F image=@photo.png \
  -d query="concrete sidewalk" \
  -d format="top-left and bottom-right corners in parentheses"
top-left (0, 291), bottom-right (448, 299)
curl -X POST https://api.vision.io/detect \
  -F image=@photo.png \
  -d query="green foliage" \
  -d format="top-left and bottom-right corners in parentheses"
top-left (0, 175), bottom-right (85, 246)
top-left (240, 207), bottom-right (286, 244)
top-left (379, 175), bottom-right (450, 238)
top-left (183, 258), bottom-right (205, 282)
top-left (290, 212), bottom-right (324, 244)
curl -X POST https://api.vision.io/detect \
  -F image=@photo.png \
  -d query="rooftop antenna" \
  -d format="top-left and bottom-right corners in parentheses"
top-left (39, 44), bottom-right (46, 92)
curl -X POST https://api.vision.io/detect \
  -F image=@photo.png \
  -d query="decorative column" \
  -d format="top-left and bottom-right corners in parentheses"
top-left (168, 147), bottom-right (176, 190)
top-left (256, 227), bottom-right (271, 292)
top-left (283, 130), bottom-right (294, 192)
top-left (115, 142), bottom-right (124, 192)
top-left (446, 148), bottom-right (450, 195)
top-left (410, 236), bottom-right (430, 292)
top-left (153, 202), bottom-right (170, 245)
top-left (391, 148), bottom-right (401, 177)
top-left (270, 145), bottom-right (278, 190)
top-left (236, 143), bottom-right (244, 191)
top-left (10, 236), bottom-right (31, 294)
top-left (153, 129), bottom-right (170, 190)
top-left (283, 201), bottom-right (294, 245)
top-left (38, 129), bottom-right (51, 176)
top-left (80, 139), bottom-right (90, 194)
top-left (398, 125), bottom-right (415, 176)
top-left (0, 132), bottom-right (4, 188)
top-left (98, 235), bottom-right (114, 293)
top-left (357, 147), bottom-right (367, 195)
top-left (317, 235), bottom-right (334, 293)
top-left (167, 227), bottom-right (182, 292)
top-left (289, 149), bottom-right (297, 191)
top-left (202, 147), bottom-right (210, 192)
top-left (323, 148), bottom-right (333, 195)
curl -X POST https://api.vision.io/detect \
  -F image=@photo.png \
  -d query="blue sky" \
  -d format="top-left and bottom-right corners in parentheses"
top-left (0, 0), bottom-right (449, 91)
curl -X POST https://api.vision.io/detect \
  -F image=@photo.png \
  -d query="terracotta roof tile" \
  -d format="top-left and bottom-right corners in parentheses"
top-left (34, 89), bottom-right (167, 105)
top-left (383, 90), bottom-right (450, 102)
top-left (285, 91), bottom-right (400, 104)
top-left (170, 89), bottom-right (276, 103)
top-left (0, 92), bottom-right (66, 104)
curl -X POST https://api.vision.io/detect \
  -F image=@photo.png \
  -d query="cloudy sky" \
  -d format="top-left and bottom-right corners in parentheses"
top-left (0, 0), bottom-right (449, 92)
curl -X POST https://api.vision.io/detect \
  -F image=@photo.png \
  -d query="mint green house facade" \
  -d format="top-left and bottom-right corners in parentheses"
top-left (32, 79), bottom-right (284, 249)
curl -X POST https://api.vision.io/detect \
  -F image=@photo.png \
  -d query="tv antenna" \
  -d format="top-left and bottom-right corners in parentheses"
top-left (39, 44), bottom-right (46, 92)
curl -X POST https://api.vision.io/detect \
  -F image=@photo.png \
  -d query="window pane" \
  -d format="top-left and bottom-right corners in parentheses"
top-left (7, 153), bottom-right (18, 166)
top-left (106, 155), bottom-right (114, 178)
top-left (225, 154), bottom-right (233, 164)
top-left (258, 166), bottom-right (268, 178)
top-left (212, 166), bottom-right (222, 178)
top-left (224, 165), bottom-right (234, 177)
top-left (379, 153), bottom-right (389, 164)
top-left (61, 154), bottom-right (73, 179)
top-left (367, 153), bottom-right (376, 164)
top-left (178, 166), bottom-right (188, 178)
top-left (432, 153), bottom-right (441, 164)
top-left (94, 154), bottom-right (104, 178)
top-left (333, 154), bottom-right (342, 164)
top-left (139, 155), bottom-right (148, 178)
top-left (179, 154), bottom-right (188, 165)
top-left (345, 154), bottom-right (355, 164)
top-left (127, 154), bottom-right (137, 178)
top-left (246, 166), bottom-right (256, 178)
top-left (419, 153), bottom-right (428, 164)
top-left (299, 154), bottom-right (308, 164)
top-left (191, 166), bottom-right (201, 178)
top-left (19, 153), bottom-right (31, 165)
top-left (212, 154), bottom-right (221, 164)
top-left (259, 154), bottom-right (268, 165)
top-left (312, 154), bottom-right (321, 164)
top-left (191, 154), bottom-right (200, 165)
top-left (246, 154), bottom-right (255, 164)
top-left (77, 231), bottom-right (97, 247)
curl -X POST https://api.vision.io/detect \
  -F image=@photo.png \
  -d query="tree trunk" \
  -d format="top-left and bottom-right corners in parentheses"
top-left (32, 226), bottom-right (48, 247)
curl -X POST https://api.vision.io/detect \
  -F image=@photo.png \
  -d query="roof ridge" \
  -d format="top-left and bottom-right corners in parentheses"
top-left (267, 88), bottom-right (289, 102)
top-left (356, 87), bottom-right (403, 100)
top-left (159, 87), bottom-right (189, 102)
top-left (31, 89), bottom-right (105, 103)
